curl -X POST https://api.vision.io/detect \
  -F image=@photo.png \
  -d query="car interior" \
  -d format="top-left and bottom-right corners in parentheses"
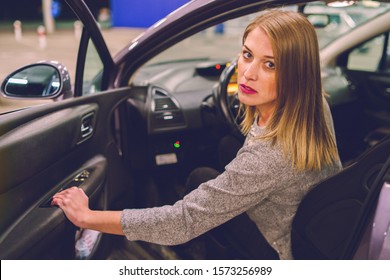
top-left (102, 5), bottom-right (390, 259)
top-left (292, 135), bottom-right (390, 259)
top-left (0, 0), bottom-right (389, 260)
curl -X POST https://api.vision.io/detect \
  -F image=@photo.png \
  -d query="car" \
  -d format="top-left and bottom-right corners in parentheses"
top-left (0, 0), bottom-right (389, 260)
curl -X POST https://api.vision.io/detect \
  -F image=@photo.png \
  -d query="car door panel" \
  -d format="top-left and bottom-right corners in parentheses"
top-left (329, 69), bottom-right (390, 163)
top-left (0, 104), bottom-right (98, 194)
top-left (344, 70), bottom-right (390, 119)
top-left (0, 155), bottom-right (107, 259)
top-left (364, 74), bottom-right (390, 118)
top-left (0, 0), bottom-right (133, 260)
top-left (0, 88), bottom-right (134, 259)
top-left (336, 30), bottom-right (390, 149)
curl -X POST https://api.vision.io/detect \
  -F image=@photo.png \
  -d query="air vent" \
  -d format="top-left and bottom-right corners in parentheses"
top-left (152, 112), bottom-right (185, 127)
top-left (154, 90), bottom-right (167, 97)
top-left (154, 98), bottom-right (178, 111)
top-left (150, 88), bottom-right (185, 129)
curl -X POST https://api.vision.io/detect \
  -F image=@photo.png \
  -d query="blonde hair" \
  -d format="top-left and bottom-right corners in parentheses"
top-left (239, 10), bottom-right (338, 171)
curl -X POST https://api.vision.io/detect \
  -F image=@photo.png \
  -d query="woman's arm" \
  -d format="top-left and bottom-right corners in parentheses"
top-left (51, 187), bottom-right (124, 235)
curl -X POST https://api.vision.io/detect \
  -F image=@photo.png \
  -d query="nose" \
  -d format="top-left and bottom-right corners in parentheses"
top-left (243, 61), bottom-right (258, 81)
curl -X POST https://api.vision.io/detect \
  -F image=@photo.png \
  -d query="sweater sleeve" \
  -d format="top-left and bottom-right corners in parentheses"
top-left (121, 142), bottom-right (289, 245)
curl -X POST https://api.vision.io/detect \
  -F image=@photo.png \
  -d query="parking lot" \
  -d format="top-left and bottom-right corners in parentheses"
top-left (0, 22), bottom-right (144, 113)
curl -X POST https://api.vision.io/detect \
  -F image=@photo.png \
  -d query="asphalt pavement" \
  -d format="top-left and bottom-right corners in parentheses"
top-left (0, 21), bottom-right (144, 113)
top-left (0, 21), bottom-right (144, 82)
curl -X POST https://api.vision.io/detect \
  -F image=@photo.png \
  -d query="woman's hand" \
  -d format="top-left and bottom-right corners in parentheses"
top-left (52, 187), bottom-right (124, 235)
top-left (51, 187), bottom-right (92, 228)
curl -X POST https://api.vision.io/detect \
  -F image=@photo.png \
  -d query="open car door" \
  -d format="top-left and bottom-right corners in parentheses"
top-left (0, 0), bottom-right (133, 259)
top-left (340, 29), bottom-right (390, 145)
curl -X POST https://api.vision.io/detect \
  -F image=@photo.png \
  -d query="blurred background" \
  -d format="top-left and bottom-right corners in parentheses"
top-left (0, 0), bottom-right (188, 105)
top-left (0, 0), bottom-right (190, 31)
top-left (0, 0), bottom-right (188, 112)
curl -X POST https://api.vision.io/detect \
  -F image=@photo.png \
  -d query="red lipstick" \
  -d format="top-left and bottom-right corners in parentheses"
top-left (239, 84), bottom-right (257, 94)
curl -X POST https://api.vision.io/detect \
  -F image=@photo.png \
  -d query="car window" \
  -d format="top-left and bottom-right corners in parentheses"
top-left (304, 1), bottom-right (390, 48)
top-left (131, 8), bottom-right (294, 87)
top-left (142, 16), bottom-right (257, 67)
top-left (0, 26), bottom-right (79, 114)
top-left (133, 1), bottom-right (390, 85)
top-left (139, 7), bottom-right (296, 68)
top-left (82, 39), bottom-right (104, 95)
top-left (347, 33), bottom-right (386, 72)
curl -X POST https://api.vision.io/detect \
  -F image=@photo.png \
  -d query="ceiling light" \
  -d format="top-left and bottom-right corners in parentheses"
top-left (326, 1), bottom-right (356, 7)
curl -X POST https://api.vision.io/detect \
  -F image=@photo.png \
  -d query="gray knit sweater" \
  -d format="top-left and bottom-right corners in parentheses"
top-left (121, 107), bottom-right (342, 259)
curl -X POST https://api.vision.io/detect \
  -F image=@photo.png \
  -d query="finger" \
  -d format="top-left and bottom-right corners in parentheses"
top-left (53, 186), bottom-right (77, 197)
top-left (50, 198), bottom-right (57, 206)
top-left (52, 193), bottom-right (61, 201)
top-left (51, 197), bottom-right (62, 207)
top-left (52, 191), bottom-right (71, 206)
top-left (52, 191), bottom-right (66, 200)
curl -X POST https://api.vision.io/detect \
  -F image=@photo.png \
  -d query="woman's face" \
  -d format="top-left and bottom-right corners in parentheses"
top-left (237, 27), bottom-right (277, 118)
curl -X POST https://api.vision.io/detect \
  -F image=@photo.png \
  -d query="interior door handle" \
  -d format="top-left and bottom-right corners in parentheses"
top-left (80, 112), bottom-right (95, 141)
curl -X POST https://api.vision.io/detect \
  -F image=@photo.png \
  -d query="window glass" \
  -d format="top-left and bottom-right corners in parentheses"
top-left (347, 35), bottom-right (385, 71)
top-left (82, 39), bottom-right (104, 95)
top-left (133, 2), bottom-right (390, 86)
top-left (140, 7), bottom-right (297, 68)
top-left (304, 1), bottom-right (390, 48)
top-left (0, 23), bottom-right (79, 114)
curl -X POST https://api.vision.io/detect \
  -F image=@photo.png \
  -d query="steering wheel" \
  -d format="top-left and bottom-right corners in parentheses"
top-left (213, 60), bottom-right (243, 139)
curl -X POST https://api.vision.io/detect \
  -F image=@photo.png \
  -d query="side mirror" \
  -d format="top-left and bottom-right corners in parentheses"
top-left (306, 14), bottom-right (331, 28)
top-left (1, 61), bottom-right (72, 99)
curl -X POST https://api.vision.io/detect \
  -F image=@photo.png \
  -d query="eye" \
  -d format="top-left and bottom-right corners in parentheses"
top-left (265, 61), bottom-right (275, 70)
top-left (242, 50), bottom-right (252, 59)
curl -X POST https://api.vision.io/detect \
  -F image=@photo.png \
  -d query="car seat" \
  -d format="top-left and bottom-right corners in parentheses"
top-left (291, 135), bottom-right (390, 259)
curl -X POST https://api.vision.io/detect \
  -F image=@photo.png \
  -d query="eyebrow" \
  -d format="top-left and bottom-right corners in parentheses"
top-left (243, 44), bottom-right (274, 60)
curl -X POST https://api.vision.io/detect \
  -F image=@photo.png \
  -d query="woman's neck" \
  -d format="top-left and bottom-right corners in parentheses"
top-left (257, 112), bottom-right (271, 127)
top-left (257, 105), bottom-right (275, 127)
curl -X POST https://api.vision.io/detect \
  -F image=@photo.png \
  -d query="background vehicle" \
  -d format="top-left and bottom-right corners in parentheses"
top-left (0, 0), bottom-right (389, 260)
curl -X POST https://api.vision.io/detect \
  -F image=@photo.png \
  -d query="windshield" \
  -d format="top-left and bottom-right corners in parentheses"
top-left (142, 1), bottom-right (390, 67)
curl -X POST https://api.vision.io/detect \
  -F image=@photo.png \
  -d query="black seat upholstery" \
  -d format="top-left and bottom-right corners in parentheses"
top-left (291, 135), bottom-right (390, 259)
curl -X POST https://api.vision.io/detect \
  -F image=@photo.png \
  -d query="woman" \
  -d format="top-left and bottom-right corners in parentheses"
top-left (52, 10), bottom-right (342, 260)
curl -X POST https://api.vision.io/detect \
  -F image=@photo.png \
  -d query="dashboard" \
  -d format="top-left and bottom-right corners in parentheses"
top-left (124, 59), bottom-right (231, 172)
top-left (132, 59), bottom-right (229, 134)
top-left (124, 57), bottom-right (363, 171)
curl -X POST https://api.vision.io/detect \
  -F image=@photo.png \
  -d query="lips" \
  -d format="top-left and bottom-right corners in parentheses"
top-left (239, 84), bottom-right (257, 94)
